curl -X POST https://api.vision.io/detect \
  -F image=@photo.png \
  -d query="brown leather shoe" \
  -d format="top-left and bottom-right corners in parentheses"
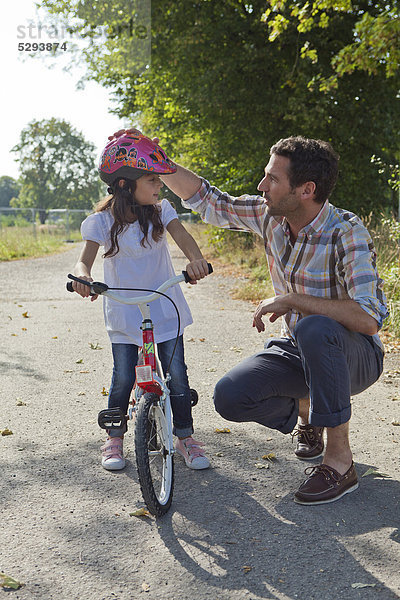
top-left (291, 424), bottom-right (324, 460)
top-left (294, 462), bottom-right (359, 505)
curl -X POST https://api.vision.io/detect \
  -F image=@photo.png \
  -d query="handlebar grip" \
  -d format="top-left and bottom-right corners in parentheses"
top-left (182, 262), bottom-right (213, 283)
top-left (66, 274), bottom-right (109, 295)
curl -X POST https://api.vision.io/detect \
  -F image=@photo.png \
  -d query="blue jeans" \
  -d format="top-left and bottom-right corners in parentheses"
top-left (214, 315), bottom-right (384, 433)
top-left (107, 335), bottom-right (193, 438)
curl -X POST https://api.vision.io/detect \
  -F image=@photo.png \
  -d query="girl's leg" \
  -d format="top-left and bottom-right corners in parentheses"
top-left (108, 343), bottom-right (139, 437)
top-left (157, 335), bottom-right (193, 438)
top-left (157, 336), bottom-right (209, 470)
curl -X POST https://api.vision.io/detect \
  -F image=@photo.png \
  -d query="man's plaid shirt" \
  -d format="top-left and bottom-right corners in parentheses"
top-left (182, 179), bottom-right (388, 348)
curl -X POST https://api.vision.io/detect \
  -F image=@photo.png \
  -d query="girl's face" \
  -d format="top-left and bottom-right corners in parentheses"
top-left (134, 174), bottom-right (163, 205)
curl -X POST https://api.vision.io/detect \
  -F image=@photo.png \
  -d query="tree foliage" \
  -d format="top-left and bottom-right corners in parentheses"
top-left (38, 1), bottom-right (400, 215)
top-left (263, 1), bottom-right (400, 89)
top-left (0, 176), bottom-right (20, 207)
top-left (11, 118), bottom-right (100, 222)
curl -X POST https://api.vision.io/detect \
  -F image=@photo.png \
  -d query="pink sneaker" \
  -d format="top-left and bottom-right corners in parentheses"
top-left (175, 437), bottom-right (210, 470)
top-left (101, 437), bottom-right (125, 471)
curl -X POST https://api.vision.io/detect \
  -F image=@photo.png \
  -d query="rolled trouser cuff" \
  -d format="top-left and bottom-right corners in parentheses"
top-left (310, 405), bottom-right (351, 428)
top-left (173, 426), bottom-right (194, 438)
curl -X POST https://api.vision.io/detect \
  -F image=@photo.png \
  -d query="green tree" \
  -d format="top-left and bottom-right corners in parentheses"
top-left (11, 118), bottom-right (100, 223)
top-left (38, 1), bottom-right (399, 215)
top-left (0, 176), bottom-right (20, 207)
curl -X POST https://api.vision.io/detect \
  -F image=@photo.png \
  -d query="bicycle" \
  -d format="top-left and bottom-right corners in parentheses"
top-left (66, 264), bottom-right (212, 516)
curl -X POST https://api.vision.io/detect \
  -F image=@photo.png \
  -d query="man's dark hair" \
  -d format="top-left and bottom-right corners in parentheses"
top-left (270, 136), bottom-right (339, 204)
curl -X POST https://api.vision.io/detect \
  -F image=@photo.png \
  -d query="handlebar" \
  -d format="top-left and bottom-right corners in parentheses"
top-left (66, 263), bottom-right (213, 305)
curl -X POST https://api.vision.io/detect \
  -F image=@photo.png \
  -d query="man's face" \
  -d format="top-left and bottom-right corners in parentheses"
top-left (257, 154), bottom-right (301, 217)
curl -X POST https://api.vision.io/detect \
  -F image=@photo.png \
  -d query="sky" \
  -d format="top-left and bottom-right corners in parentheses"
top-left (0, 1), bottom-right (132, 179)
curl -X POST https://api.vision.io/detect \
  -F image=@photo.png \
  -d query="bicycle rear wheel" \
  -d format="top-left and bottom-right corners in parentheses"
top-left (135, 392), bottom-right (174, 516)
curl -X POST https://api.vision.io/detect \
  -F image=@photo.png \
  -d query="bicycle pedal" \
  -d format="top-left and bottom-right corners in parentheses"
top-left (190, 388), bottom-right (199, 407)
top-left (98, 408), bottom-right (127, 430)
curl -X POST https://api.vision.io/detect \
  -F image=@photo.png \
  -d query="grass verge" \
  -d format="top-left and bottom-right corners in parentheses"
top-left (0, 226), bottom-right (81, 261)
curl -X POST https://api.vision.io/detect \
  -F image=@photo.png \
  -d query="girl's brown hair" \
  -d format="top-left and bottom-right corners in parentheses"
top-left (95, 178), bottom-right (164, 258)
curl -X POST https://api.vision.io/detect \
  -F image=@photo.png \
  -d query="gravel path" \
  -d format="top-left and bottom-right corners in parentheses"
top-left (1, 243), bottom-right (399, 600)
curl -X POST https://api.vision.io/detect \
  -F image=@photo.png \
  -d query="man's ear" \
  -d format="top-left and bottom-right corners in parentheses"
top-left (302, 181), bottom-right (316, 199)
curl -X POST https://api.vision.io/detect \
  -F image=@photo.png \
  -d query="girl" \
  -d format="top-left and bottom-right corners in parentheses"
top-left (72, 133), bottom-right (210, 471)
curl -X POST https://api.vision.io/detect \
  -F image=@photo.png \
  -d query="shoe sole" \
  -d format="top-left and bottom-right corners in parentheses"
top-left (293, 482), bottom-right (359, 505)
top-left (295, 450), bottom-right (324, 461)
top-left (102, 460), bottom-right (126, 471)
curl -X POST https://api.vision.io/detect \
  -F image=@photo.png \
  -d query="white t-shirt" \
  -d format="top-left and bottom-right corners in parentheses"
top-left (80, 199), bottom-right (193, 345)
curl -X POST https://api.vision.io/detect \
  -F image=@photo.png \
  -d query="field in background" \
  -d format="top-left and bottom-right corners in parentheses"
top-left (0, 225), bottom-right (81, 261)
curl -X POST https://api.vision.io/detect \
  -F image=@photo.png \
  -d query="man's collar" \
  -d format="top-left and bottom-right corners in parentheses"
top-left (277, 201), bottom-right (330, 238)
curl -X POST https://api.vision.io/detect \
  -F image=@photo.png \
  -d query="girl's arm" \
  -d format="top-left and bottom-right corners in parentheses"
top-left (166, 218), bottom-right (209, 284)
top-left (72, 240), bottom-right (100, 300)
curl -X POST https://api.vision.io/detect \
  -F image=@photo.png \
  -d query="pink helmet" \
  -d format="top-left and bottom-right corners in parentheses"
top-left (99, 132), bottom-right (177, 186)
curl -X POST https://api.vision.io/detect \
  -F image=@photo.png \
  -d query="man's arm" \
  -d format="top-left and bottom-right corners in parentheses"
top-left (110, 127), bottom-right (266, 235)
top-left (161, 165), bottom-right (202, 201)
top-left (253, 293), bottom-right (379, 335)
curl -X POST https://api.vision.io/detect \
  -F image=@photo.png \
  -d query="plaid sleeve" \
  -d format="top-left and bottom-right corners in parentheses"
top-left (335, 224), bottom-right (389, 328)
top-left (181, 178), bottom-right (267, 237)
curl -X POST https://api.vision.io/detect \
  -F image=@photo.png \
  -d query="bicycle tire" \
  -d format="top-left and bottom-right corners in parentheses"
top-left (135, 392), bottom-right (174, 516)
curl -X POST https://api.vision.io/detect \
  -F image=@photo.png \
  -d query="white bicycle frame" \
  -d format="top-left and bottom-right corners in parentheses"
top-left (99, 273), bottom-right (186, 459)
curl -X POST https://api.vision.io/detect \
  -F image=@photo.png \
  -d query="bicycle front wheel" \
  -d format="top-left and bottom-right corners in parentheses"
top-left (135, 392), bottom-right (174, 516)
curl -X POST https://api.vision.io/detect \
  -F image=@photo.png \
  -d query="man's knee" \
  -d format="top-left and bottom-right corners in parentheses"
top-left (214, 377), bottom-right (240, 421)
top-left (294, 314), bottom-right (341, 348)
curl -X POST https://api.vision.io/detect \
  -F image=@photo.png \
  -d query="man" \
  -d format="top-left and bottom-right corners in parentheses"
top-left (113, 130), bottom-right (387, 504)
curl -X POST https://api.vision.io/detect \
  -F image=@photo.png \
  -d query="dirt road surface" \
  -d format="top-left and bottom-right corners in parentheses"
top-left (1, 243), bottom-right (399, 600)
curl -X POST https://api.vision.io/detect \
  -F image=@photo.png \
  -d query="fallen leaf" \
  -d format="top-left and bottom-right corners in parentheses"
top-left (214, 452), bottom-right (224, 457)
top-left (215, 428), bottom-right (231, 433)
top-left (52, 336), bottom-right (58, 339)
top-left (199, 338), bottom-right (206, 342)
top-left (1, 428), bottom-right (13, 436)
top-left (22, 312), bottom-right (29, 318)
top-left (255, 462), bottom-right (269, 469)
top-left (16, 399), bottom-right (27, 406)
top-left (141, 582), bottom-right (150, 592)
top-left (0, 573), bottom-right (24, 590)
top-left (77, 392), bottom-right (86, 396)
top-left (206, 367), bottom-right (217, 372)
top-left (262, 452), bottom-right (277, 462)
top-left (89, 342), bottom-right (102, 350)
top-left (101, 387), bottom-right (109, 396)
top-left (64, 370), bottom-right (73, 373)
top-left (392, 421), bottom-right (400, 426)
top-left (11, 333), bottom-right (17, 336)
top-left (187, 337), bottom-right (195, 342)
top-left (351, 583), bottom-right (376, 589)
top-left (76, 358), bottom-right (83, 364)
top-left (79, 370), bottom-right (90, 374)
top-left (392, 397), bottom-right (400, 401)
top-left (129, 508), bottom-right (151, 518)
top-left (242, 566), bottom-right (252, 573)
top-left (21, 327), bottom-right (27, 331)
top-left (362, 468), bottom-right (391, 478)
top-left (230, 346), bottom-right (242, 353)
